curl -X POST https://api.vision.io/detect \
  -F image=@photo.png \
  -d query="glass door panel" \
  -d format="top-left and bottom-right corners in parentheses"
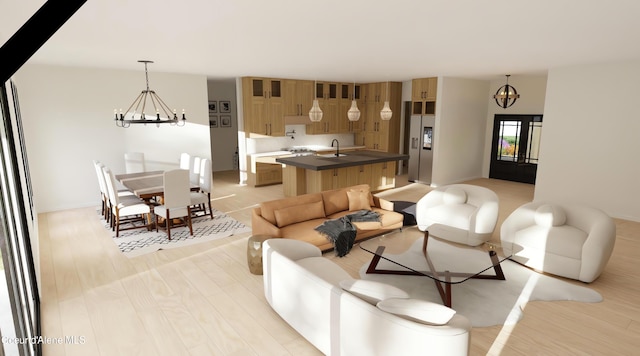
top-left (490, 114), bottom-right (543, 184)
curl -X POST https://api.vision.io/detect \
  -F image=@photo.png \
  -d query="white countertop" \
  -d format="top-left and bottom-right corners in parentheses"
top-left (250, 145), bottom-right (365, 157)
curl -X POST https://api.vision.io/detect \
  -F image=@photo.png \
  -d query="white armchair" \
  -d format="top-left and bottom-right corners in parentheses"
top-left (416, 184), bottom-right (499, 246)
top-left (500, 201), bottom-right (616, 283)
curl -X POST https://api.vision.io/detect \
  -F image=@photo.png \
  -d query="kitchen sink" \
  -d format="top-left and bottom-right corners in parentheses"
top-left (317, 153), bottom-right (347, 157)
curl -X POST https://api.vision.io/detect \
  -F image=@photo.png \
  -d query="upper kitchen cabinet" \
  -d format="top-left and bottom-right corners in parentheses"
top-left (307, 81), bottom-right (340, 134)
top-left (338, 83), bottom-right (363, 133)
top-left (411, 77), bottom-right (437, 115)
top-left (242, 77), bottom-right (285, 136)
top-left (284, 79), bottom-right (314, 117)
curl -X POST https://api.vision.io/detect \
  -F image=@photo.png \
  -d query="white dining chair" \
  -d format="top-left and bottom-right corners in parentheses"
top-left (94, 160), bottom-right (135, 222)
top-left (190, 156), bottom-right (201, 187)
top-left (154, 169), bottom-right (194, 240)
top-left (179, 152), bottom-right (193, 170)
top-left (190, 158), bottom-right (213, 219)
top-left (124, 152), bottom-right (146, 173)
top-left (102, 166), bottom-right (152, 237)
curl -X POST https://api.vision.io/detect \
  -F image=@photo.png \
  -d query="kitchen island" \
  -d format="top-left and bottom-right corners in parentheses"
top-left (276, 150), bottom-right (409, 196)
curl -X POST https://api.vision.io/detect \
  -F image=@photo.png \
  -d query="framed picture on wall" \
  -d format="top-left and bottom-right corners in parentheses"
top-left (221, 115), bottom-right (231, 128)
top-left (209, 115), bottom-right (218, 128)
top-left (220, 101), bottom-right (231, 113)
top-left (208, 101), bottom-right (217, 113)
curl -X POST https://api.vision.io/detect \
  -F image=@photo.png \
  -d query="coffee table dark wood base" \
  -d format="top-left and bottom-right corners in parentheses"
top-left (364, 230), bottom-right (506, 308)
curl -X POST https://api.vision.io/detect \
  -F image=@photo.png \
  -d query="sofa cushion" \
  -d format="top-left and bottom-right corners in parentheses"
top-left (377, 298), bottom-right (457, 326)
top-left (280, 218), bottom-right (335, 247)
top-left (443, 187), bottom-right (467, 205)
top-left (296, 257), bottom-right (352, 286)
top-left (260, 193), bottom-right (323, 225)
top-left (274, 200), bottom-right (326, 228)
top-left (321, 189), bottom-right (350, 216)
top-left (339, 279), bottom-right (409, 305)
top-left (534, 204), bottom-right (567, 227)
top-left (328, 208), bottom-right (402, 230)
top-left (347, 189), bottom-right (372, 211)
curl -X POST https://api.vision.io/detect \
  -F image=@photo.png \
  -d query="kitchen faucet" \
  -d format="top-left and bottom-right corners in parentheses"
top-left (331, 139), bottom-right (340, 157)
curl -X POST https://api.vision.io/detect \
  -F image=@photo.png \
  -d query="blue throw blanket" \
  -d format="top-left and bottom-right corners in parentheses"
top-left (315, 210), bottom-right (381, 257)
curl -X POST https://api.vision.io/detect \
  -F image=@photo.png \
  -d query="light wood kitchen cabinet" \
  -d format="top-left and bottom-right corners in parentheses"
top-left (412, 77), bottom-right (437, 115)
top-left (307, 81), bottom-right (340, 134)
top-left (370, 161), bottom-right (396, 191)
top-left (242, 77), bottom-right (285, 136)
top-left (355, 82), bottom-right (402, 153)
top-left (255, 162), bottom-right (283, 186)
top-left (284, 79), bottom-right (314, 116)
top-left (338, 83), bottom-right (363, 133)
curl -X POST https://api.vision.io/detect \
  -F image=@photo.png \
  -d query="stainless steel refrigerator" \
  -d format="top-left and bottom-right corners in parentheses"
top-left (408, 115), bottom-right (435, 184)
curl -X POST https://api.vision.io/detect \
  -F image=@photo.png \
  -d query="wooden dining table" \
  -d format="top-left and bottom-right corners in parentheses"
top-left (115, 170), bottom-right (166, 201)
top-left (115, 170), bottom-right (201, 201)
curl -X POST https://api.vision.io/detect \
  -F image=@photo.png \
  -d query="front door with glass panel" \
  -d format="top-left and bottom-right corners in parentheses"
top-left (489, 114), bottom-right (543, 184)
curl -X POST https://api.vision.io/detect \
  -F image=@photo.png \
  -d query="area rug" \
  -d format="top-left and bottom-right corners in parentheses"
top-left (358, 238), bottom-right (603, 327)
top-left (104, 209), bottom-right (251, 257)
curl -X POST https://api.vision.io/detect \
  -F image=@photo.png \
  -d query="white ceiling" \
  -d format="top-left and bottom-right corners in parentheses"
top-left (3, 0), bottom-right (640, 82)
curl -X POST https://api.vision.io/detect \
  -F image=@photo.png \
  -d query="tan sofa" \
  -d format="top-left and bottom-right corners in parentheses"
top-left (251, 184), bottom-right (404, 251)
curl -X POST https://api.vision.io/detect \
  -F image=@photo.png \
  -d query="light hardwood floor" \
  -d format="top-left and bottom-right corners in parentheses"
top-left (38, 171), bottom-right (640, 355)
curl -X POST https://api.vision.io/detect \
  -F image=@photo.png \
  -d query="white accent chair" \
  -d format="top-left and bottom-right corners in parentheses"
top-left (102, 167), bottom-right (151, 237)
top-left (190, 158), bottom-right (213, 219)
top-left (154, 169), bottom-right (193, 240)
top-left (416, 184), bottom-right (499, 246)
top-left (500, 201), bottom-right (616, 283)
top-left (124, 152), bottom-right (145, 173)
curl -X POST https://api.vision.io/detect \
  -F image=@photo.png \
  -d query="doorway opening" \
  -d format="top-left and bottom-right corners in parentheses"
top-left (489, 114), bottom-right (543, 184)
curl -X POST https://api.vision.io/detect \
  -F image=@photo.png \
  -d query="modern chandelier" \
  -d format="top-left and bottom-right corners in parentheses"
top-left (114, 60), bottom-right (186, 128)
top-left (309, 80), bottom-right (323, 122)
top-left (380, 81), bottom-right (392, 120)
top-left (347, 81), bottom-right (361, 121)
top-left (493, 74), bottom-right (520, 109)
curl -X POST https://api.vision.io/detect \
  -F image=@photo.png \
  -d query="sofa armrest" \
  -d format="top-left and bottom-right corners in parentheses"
top-left (373, 196), bottom-right (394, 211)
top-left (251, 208), bottom-right (282, 238)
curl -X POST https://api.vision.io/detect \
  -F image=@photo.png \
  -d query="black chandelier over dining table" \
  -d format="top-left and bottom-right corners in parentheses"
top-left (114, 60), bottom-right (186, 128)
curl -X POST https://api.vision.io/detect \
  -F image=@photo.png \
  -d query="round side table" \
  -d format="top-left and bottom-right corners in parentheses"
top-left (247, 235), bottom-right (271, 275)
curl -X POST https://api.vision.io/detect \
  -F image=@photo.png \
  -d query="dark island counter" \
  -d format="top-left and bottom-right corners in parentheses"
top-left (275, 150), bottom-right (409, 196)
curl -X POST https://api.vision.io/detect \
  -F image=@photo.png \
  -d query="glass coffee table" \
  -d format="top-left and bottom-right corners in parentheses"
top-left (359, 229), bottom-right (513, 308)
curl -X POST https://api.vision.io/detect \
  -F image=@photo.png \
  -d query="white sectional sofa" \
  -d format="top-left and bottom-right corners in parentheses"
top-left (262, 238), bottom-right (471, 356)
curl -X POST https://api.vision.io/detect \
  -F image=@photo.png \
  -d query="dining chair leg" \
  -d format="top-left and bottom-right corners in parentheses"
top-left (115, 209), bottom-right (121, 237)
top-left (207, 194), bottom-right (213, 219)
top-left (166, 211), bottom-right (171, 240)
top-left (187, 207), bottom-right (194, 235)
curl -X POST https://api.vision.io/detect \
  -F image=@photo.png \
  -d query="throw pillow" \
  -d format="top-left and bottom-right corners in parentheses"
top-left (377, 298), bottom-right (456, 326)
top-left (347, 189), bottom-right (372, 211)
top-left (534, 204), bottom-right (567, 227)
top-left (442, 187), bottom-right (467, 205)
top-left (339, 279), bottom-right (410, 305)
top-left (274, 200), bottom-right (326, 227)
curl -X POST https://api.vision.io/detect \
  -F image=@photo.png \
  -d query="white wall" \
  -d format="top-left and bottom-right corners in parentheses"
top-left (14, 63), bottom-right (210, 212)
top-left (482, 75), bottom-right (548, 177)
top-left (535, 60), bottom-right (640, 221)
top-left (207, 79), bottom-right (239, 171)
top-left (432, 77), bottom-right (490, 185)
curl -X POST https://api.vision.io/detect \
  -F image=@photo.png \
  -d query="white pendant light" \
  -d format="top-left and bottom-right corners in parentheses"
top-left (380, 81), bottom-right (392, 121)
top-left (347, 81), bottom-right (360, 121)
top-left (309, 80), bottom-right (323, 122)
